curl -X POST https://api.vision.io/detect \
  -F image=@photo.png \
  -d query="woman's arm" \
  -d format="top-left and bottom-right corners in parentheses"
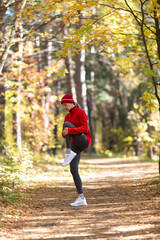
top-left (68, 111), bottom-right (89, 135)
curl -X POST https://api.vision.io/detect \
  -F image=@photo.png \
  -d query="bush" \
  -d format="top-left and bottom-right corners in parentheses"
top-left (0, 148), bottom-right (33, 203)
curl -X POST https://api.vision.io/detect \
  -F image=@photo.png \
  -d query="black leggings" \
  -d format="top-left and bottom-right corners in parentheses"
top-left (63, 121), bottom-right (88, 194)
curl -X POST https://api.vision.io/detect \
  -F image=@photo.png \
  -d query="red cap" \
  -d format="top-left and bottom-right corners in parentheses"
top-left (61, 94), bottom-right (74, 104)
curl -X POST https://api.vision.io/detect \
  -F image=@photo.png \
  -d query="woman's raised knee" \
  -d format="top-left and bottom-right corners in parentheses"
top-left (63, 121), bottom-right (71, 128)
top-left (63, 121), bottom-right (76, 129)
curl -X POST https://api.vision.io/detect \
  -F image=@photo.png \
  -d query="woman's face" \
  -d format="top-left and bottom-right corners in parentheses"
top-left (62, 103), bottom-right (74, 112)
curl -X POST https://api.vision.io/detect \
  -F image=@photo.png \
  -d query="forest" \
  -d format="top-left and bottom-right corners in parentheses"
top-left (0, 0), bottom-right (160, 198)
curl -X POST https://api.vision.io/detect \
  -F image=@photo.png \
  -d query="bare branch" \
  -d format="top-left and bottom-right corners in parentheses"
top-left (0, 0), bottom-right (27, 74)
top-left (25, 14), bottom-right (62, 36)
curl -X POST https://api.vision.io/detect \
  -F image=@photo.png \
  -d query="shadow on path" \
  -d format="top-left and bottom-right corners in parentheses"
top-left (1, 158), bottom-right (160, 240)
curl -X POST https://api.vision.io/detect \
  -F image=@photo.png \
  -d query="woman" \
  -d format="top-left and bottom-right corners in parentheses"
top-left (61, 94), bottom-right (91, 206)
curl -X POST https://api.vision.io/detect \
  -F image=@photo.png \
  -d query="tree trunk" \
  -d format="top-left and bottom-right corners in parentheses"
top-left (124, 0), bottom-right (160, 173)
top-left (61, 20), bottom-right (76, 99)
top-left (64, 55), bottom-right (77, 100)
top-left (16, 25), bottom-right (23, 151)
top-left (87, 71), bottom-right (95, 152)
top-left (36, 36), bottom-right (43, 72)
top-left (35, 35), bottom-right (46, 130)
top-left (75, 44), bottom-right (88, 114)
top-left (75, 11), bottom-right (88, 113)
top-left (153, 7), bottom-right (160, 174)
top-left (53, 81), bottom-right (61, 155)
top-left (44, 40), bottom-right (52, 130)
top-left (0, 75), bottom-right (5, 154)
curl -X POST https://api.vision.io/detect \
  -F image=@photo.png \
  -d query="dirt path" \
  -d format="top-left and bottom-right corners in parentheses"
top-left (1, 158), bottom-right (160, 240)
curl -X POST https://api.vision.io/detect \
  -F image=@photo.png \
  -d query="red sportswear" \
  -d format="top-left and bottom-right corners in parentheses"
top-left (62, 106), bottom-right (91, 146)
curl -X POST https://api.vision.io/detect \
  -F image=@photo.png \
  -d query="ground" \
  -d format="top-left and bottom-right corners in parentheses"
top-left (0, 157), bottom-right (160, 240)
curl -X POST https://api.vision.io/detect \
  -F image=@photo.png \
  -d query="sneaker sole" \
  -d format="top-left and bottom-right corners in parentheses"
top-left (70, 203), bottom-right (87, 207)
top-left (62, 159), bottom-right (73, 167)
top-left (62, 153), bottom-right (77, 167)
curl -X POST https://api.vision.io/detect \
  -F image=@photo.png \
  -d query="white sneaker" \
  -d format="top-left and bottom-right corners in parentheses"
top-left (70, 197), bottom-right (87, 206)
top-left (62, 150), bottom-right (77, 167)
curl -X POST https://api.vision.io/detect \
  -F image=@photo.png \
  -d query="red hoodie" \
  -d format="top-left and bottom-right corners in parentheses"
top-left (62, 106), bottom-right (91, 146)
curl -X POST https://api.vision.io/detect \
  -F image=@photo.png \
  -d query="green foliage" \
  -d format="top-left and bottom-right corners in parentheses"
top-left (0, 148), bottom-right (33, 203)
top-left (148, 177), bottom-right (160, 185)
top-left (140, 91), bottom-right (158, 111)
top-left (104, 150), bottom-right (113, 157)
top-left (143, 68), bottom-right (156, 77)
top-left (117, 127), bottom-right (130, 152)
top-left (123, 136), bottom-right (134, 147)
top-left (128, 104), bottom-right (159, 159)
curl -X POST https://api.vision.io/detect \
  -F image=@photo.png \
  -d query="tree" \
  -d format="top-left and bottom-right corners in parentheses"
top-left (0, 74), bottom-right (5, 153)
top-left (123, 0), bottom-right (160, 171)
top-left (0, 0), bottom-right (159, 162)
top-left (0, 0), bottom-right (27, 74)
top-left (60, 0), bottom-right (160, 169)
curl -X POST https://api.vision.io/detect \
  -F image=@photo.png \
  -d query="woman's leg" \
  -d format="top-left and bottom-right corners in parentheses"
top-left (63, 121), bottom-right (88, 204)
top-left (63, 121), bottom-right (88, 151)
top-left (70, 146), bottom-right (87, 206)
top-left (63, 122), bottom-right (72, 149)
top-left (70, 144), bottom-right (83, 194)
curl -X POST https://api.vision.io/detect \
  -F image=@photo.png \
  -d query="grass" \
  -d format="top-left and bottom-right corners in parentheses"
top-left (147, 177), bottom-right (160, 185)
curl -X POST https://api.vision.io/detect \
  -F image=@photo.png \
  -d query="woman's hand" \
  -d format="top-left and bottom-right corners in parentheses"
top-left (62, 127), bottom-right (69, 136)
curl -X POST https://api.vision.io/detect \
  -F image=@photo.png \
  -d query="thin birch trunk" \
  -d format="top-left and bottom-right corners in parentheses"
top-left (44, 40), bottom-right (52, 130)
top-left (80, 42), bottom-right (88, 114)
top-left (87, 70), bottom-right (95, 152)
top-left (36, 36), bottom-right (43, 72)
top-left (53, 81), bottom-right (61, 155)
top-left (35, 36), bottom-right (46, 126)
